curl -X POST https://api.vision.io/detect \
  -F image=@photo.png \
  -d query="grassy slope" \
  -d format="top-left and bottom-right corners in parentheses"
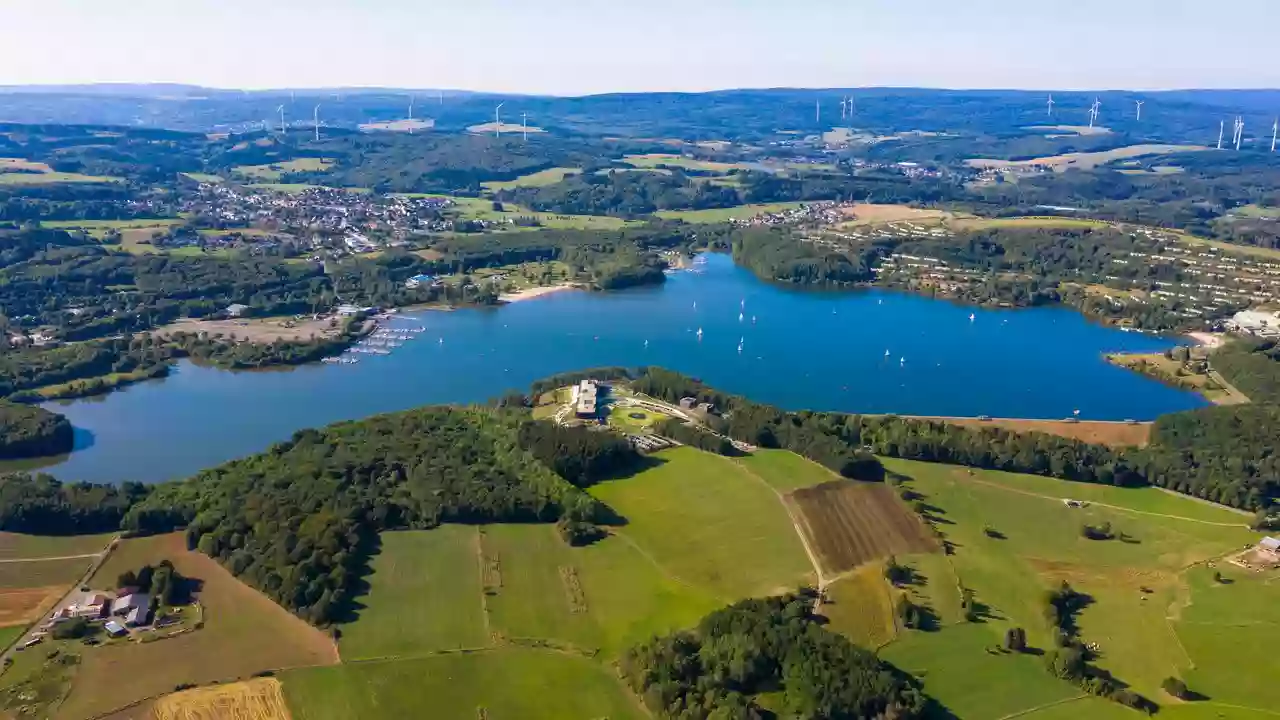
top-left (734, 448), bottom-right (836, 493)
top-left (655, 202), bottom-right (805, 223)
top-left (282, 648), bottom-right (645, 720)
top-left (481, 167), bottom-right (581, 191)
top-left (0, 557), bottom-right (93, 589)
top-left (587, 446), bottom-right (814, 600)
top-left (874, 457), bottom-right (1263, 718)
top-left (338, 527), bottom-right (489, 660)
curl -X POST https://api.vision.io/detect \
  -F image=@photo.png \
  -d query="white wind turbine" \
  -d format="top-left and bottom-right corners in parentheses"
top-left (1088, 98), bottom-right (1101, 129)
top-left (494, 103), bottom-right (505, 137)
top-left (1135, 100), bottom-right (1144, 122)
top-left (313, 104), bottom-right (321, 142)
top-left (1218, 120), bottom-right (1225, 150)
top-left (521, 112), bottom-right (529, 141)
top-left (1271, 117), bottom-right (1278, 153)
top-left (277, 105), bottom-right (286, 134)
top-left (1047, 94), bottom-right (1055, 117)
top-left (408, 95), bottom-right (415, 134)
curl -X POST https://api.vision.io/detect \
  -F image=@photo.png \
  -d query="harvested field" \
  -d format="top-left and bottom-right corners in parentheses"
top-left (153, 316), bottom-right (347, 344)
top-left (788, 481), bottom-right (937, 578)
top-left (0, 531), bottom-right (112, 560)
top-left (839, 203), bottom-right (956, 226)
top-left (0, 556), bottom-right (93, 589)
top-left (152, 678), bottom-right (291, 720)
top-left (908, 416), bottom-right (1152, 447)
top-left (0, 585), bottom-right (65, 626)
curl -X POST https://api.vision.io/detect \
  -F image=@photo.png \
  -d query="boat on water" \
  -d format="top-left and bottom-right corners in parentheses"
top-left (969, 313), bottom-right (976, 321)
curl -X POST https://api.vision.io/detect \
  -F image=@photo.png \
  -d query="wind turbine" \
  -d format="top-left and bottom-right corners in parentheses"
top-left (1047, 94), bottom-right (1055, 117)
top-left (1088, 98), bottom-right (1101, 129)
top-left (1271, 117), bottom-right (1278, 153)
top-left (1135, 100), bottom-right (1144, 122)
top-left (313, 104), bottom-right (321, 142)
top-left (815, 99), bottom-right (821, 125)
top-left (277, 105), bottom-right (285, 134)
top-left (408, 94), bottom-right (415, 134)
top-left (1234, 116), bottom-right (1244, 151)
top-left (494, 103), bottom-right (505, 137)
top-left (1218, 120), bottom-right (1225, 150)
top-left (521, 112), bottom-right (529, 141)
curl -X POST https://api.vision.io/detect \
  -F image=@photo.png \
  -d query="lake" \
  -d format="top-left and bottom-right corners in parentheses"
top-left (17, 253), bottom-right (1203, 484)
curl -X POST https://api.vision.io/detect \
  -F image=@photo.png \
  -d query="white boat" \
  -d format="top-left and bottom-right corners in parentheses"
top-left (884, 349), bottom-right (890, 357)
top-left (738, 312), bottom-right (744, 322)
top-left (969, 313), bottom-right (976, 322)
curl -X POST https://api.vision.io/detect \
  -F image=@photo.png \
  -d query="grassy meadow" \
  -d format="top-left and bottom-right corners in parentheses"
top-left (861, 457), bottom-right (1269, 719)
top-left (0, 532), bottom-right (113, 560)
top-left (656, 201), bottom-right (805, 223)
top-left (481, 166), bottom-right (581, 191)
top-left (337, 527), bottom-right (489, 660)
top-left (587, 447), bottom-right (815, 600)
top-left (733, 447), bottom-right (837, 493)
top-left (233, 158), bottom-right (333, 181)
top-left (283, 648), bottom-right (645, 720)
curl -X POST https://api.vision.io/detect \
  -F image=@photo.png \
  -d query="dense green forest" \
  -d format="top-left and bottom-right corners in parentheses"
top-left (1211, 339), bottom-right (1280, 402)
top-left (731, 227), bottom-right (877, 285)
top-left (0, 474), bottom-right (148, 534)
top-left (621, 590), bottom-right (929, 719)
top-left (0, 403), bottom-right (74, 459)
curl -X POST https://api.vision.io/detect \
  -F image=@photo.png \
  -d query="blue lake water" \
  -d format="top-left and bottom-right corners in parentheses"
top-left (20, 253), bottom-right (1203, 484)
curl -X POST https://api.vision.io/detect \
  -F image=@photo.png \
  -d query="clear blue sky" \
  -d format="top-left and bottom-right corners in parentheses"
top-left (3, 0), bottom-right (1277, 94)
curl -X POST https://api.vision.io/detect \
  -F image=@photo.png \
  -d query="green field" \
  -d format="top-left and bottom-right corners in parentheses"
top-left (282, 648), bottom-right (645, 720)
top-left (822, 560), bottom-right (898, 648)
top-left (338, 527), bottom-right (489, 660)
top-left (233, 158), bottom-right (333, 181)
top-left (0, 532), bottom-right (112, 560)
top-left (604, 405), bottom-right (668, 433)
top-left (0, 556), bottom-right (93, 589)
top-left (623, 153), bottom-right (750, 173)
top-left (0, 170), bottom-right (121, 185)
top-left (656, 201), bottom-right (805, 223)
top-left (734, 448), bottom-right (836, 493)
top-left (182, 172), bottom-right (225, 183)
top-left (870, 457), bottom-right (1268, 717)
top-left (447, 195), bottom-right (633, 230)
top-left (481, 167), bottom-right (581, 191)
top-left (587, 446), bottom-right (814, 600)
top-left (43, 218), bottom-right (184, 234)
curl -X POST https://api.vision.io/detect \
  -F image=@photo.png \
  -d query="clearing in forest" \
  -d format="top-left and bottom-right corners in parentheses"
top-left (789, 480), bottom-right (938, 578)
top-left (655, 202), bottom-right (805, 223)
top-left (481, 167), bottom-right (581, 191)
top-left (232, 158), bottom-right (333, 181)
top-left (337, 526), bottom-right (489, 660)
top-left (151, 677), bottom-right (291, 720)
top-left (587, 446), bottom-right (815, 600)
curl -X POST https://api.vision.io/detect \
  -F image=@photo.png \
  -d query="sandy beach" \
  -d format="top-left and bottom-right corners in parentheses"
top-left (1186, 331), bottom-right (1226, 348)
top-left (498, 284), bottom-right (578, 303)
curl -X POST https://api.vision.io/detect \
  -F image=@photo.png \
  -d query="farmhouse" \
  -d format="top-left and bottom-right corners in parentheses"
top-left (1260, 536), bottom-right (1280, 556)
top-left (111, 592), bottom-right (150, 617)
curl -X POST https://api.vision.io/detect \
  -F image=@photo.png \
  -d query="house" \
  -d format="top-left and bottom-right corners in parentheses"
top-left (103, 620), bottom-right (128, 637)
top-left (405, 273), bottom-right (434, 289)
top-left (125, 605), bottom-right (151, 627)
top-left (696, 402), bottom-right (716, 415)
top-left (70, 592), bottom-right (109, 619)
top-left (111, 592), bottom-right (149, 617)
top-left (679, 397), bottom-right (697, 410)
top-left (225, 303), bottom-right (250, 318)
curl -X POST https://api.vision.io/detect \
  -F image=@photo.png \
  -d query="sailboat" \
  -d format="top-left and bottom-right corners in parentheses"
top-left (751, 315), bottom-right (757, 324)
top-left (740, 298), bottom-right (746, 309)
top-left (644, 339), bottom-right (649, 348)
top-left (884, 349), bottom-right (890, 357)
top-left (969, 313), bottom-right (976, 322)
top-left (738, 312), bottom-right (744, 322)
top-left (696, 327), bottom-right (703, 339)
top-left (692, 301), bottom-right (697, 310)
top-left (900, 357), bottom-right (906, 365)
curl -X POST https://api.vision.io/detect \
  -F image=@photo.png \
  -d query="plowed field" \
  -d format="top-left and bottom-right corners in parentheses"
top-left (788, 481), bottom-right (938, 577)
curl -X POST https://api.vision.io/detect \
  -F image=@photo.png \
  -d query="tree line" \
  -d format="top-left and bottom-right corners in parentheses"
top-left (0, 403), bottom-right (74, 459)
top-left (620, 589), bottom-right (929, 719)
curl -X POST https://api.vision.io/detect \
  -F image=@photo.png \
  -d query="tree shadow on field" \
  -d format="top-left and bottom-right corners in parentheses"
top-left (331, 532), bottom-right (382, 626)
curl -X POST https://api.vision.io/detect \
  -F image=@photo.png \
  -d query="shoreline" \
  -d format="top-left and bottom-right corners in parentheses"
top-left (498, 284), bottom-right (579, 303)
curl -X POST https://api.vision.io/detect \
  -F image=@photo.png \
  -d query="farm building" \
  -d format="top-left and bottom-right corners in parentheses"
top-left (679, 397), bottom-right (697, 410)
top-left (1260, 537), bottom-right (1280, 556)
top-left (111, 592), bottom-right (149, 617)
top-left (70, 593), bottom-right (110, 619)
top-left (103, 620), bottom-right (127, 637)
top-left (224, 303), bottom-right (250, 317)
top-left (126, 605), bottom-right (151, 627)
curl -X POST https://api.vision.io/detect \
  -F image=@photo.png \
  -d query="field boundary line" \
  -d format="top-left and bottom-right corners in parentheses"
top-left (0, 553), bottom-right (101, 563)
top-left (994, 694), bottom-right (1089, 720)
top-left (727, 457), bottom-right (827, 588)
top-left (475, 526), bottom-right (494, 645)
top-left (963, 477), bottom-right (1248, 527)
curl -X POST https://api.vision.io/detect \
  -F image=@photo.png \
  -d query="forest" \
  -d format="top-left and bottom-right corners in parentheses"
top-left (0, 403), bottom-right (74, 459)
top-left (0, 473), bottom-right (149, 534)
top-left (120, 406), bottom-right (608, 624)
top-left (621, 590), bottom-right (928, 719)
